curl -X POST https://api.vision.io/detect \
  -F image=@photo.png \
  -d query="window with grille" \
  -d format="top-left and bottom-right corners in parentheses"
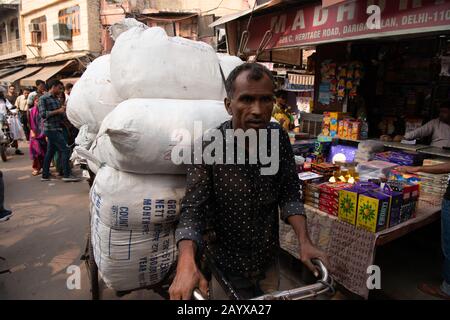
top-left (58, 5), bottom-right (80, 36)
top-left (31, 16), bottom-right (47, 44)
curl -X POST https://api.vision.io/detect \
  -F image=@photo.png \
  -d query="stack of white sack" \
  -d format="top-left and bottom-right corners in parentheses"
top-left (89, 165), bottom-right (185, 291)
top-left (85, 99), bottom-right (230, 291)
top-left (80, 21), bottom-right (241, 292)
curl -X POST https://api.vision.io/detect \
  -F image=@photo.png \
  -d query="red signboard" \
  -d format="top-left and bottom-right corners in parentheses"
top-left (244, 0), bottom-right (450, 51)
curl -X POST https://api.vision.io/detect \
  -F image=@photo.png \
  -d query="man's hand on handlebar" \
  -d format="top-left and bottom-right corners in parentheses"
top-left (169, 240), bottom-right (209, 300)
top-left (299, 240), bottom-right (330, 278)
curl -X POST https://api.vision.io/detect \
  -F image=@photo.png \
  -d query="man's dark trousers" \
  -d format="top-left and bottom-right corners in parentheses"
top-left (42, 130), bottom-right (71, 179)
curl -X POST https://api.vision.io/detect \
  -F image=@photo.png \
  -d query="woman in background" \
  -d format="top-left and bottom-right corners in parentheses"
top-left (29, 95), bottom-right (47, 176)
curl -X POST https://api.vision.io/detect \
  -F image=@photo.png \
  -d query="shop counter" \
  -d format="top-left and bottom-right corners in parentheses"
top-left (418, 147), bottom-right (450, 158)
top-left (279, 201), bottom-right (441, 299)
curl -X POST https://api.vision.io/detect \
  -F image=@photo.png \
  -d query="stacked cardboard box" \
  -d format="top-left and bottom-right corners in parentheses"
top-left (304, 183), bottom-right (321, 208)
top-left (338, 182), bottom-right (379, 225)
top-left (319, 183), bottom-right (353, 216)
top-left (386, 181), bottom-right (420, 223)
top-left (312, 163), bottom-right (339, 180)
top-left (298, 172), bottom-right (323, 202)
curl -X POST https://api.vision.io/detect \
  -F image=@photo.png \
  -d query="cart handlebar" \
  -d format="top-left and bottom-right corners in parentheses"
top-left (193, 258), bottom-right (334, 301)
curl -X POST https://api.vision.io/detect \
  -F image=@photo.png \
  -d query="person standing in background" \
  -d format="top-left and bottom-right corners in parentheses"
top-left (38, 80), bottom-right (80, 182)
top-left (5, 85), bottom-right (17, 106)
top-left (15, 88), bottom-right (31, 141)
top-left (272, 90), bottom-right (294, 131)
top-left (27, 80), bottom-right (47, 114)
top-left (64, 83), bottom-right (73, 104)
top-left (29, 93), bottom-right (47, 176)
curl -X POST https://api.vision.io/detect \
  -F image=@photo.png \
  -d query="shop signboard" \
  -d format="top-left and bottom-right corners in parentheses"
top-left (243, 0), bottom-right (450, 51)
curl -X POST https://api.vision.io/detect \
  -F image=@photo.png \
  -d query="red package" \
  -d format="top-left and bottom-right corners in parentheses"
top-left (319, 198), bottom-right (339, 210)
top-left (320, 193), bottom-right (339, 203)
top-left (319, 183), bottom-right (353, 197)
top-left (319, 205), bottom-right (338, 216)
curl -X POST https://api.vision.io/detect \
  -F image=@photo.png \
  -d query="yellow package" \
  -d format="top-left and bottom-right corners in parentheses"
top-left (338, 189), bottom-right (359, 225)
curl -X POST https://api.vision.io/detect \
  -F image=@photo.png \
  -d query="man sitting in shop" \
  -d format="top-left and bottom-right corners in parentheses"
top-left (401, 102), bottom-right (450, 148)
top-left (272, 90), bottom-right (294, 131)
top-left (169, 63), bottom-right (328, 300)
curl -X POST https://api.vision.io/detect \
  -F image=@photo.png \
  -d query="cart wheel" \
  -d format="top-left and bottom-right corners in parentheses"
top-left (1, 145), bottom-right (7, 162)
top-left (88, 235), bottom-right (100, 300)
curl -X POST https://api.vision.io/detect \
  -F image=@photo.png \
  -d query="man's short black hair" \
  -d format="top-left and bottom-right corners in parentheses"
top-left (47, 79), bottom-right (63, 89)
top-left (225, 62), bottom-right (275, 99)
top-left (65, 83), bottom-right (73, 90)
top-left (23, 87), bottom-right (31, 92)
top-left (35, 80), bottom-right (45, 87)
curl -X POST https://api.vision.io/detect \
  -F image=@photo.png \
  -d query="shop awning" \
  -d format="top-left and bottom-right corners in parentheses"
top-left (0, 66), bottom-right (43, 86)
top-left (20, 60), bottom-right (75, 87)
top-left (209, 0), bottom-right (314, 28)
top-left (209, 0), bottom-right (279, 28)
top-left (61, 77), bottom-right (80, 85)
top-left (0, 66), bottom-right (23, 79)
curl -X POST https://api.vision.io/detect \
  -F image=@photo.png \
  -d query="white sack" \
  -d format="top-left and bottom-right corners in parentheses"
top-left (217, 53), bottom-right (243, 98)
top-left (110, 27), bottom-right (226, 100)
top-left (67, 55), bottom-right (123, 133)
top-left (91, 165), bottom-right (185, 230)
top-left (110, 18), bottom-right (148, 41)
top-left (91, 211), bottom-right (177, 291)
top-left (91, 99), bottom-right (230, 174)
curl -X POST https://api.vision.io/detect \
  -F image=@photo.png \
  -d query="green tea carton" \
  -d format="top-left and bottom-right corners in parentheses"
top-left (356, 190), bottom-right (390, 233)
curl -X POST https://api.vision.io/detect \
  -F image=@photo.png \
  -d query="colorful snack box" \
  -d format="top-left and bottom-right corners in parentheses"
top-left (338, 185), bottom-right (368, 225)
top-left (330, 112), bottom-right (345, 137)
top-left (319, 183), bottom-right (353, 198)
top-left (350, 121), bottom-right (361, 140)
top-left (320, 192), bottom-right (338, 203)
top-left (338, 120), bottom-right (345, 138)
top-left (319, 204), bottom-right (337, 216)
top-left (356, 191), bottom-right (390, 233)
top-left (322, 112), bottom-right (331, 136)
top-left (381, 185), bottom-right (403, 228)
top-left (386, 181), bottom-right (419, 222)
top-left (319, 198), bottom-right (339, 210)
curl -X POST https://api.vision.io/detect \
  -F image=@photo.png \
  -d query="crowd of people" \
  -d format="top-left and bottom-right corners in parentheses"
top-left (0, 80), bottom-right (80, 182)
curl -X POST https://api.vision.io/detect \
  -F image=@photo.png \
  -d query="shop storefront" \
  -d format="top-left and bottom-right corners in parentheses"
top-left (215, 0), bottom-right (450, 299)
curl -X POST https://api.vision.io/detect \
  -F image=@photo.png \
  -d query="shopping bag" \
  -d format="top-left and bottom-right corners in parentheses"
top-left (7, 115), bottom-right (26, 141)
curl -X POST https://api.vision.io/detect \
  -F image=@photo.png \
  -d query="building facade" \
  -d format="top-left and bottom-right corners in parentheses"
top-left (0, 0), bottom-right (102, 87)
top-left (20, 0), bottom-right (102, 63)
top-left (100, 0), bottom-right (255, 53)
top-left (0, 0), bottom-right (26, 77)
